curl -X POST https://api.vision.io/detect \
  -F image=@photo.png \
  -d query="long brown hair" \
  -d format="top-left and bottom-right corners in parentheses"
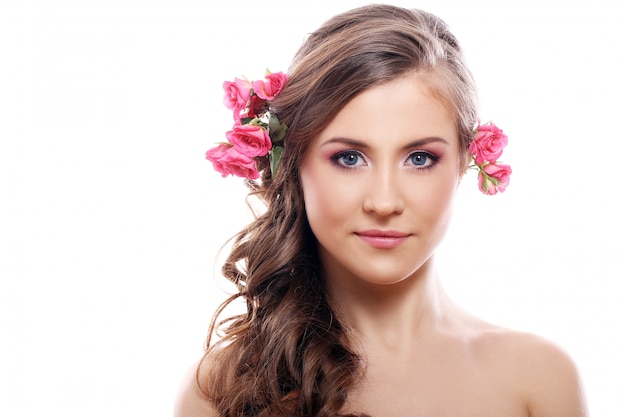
top-left (198, 5), bottom-right (478, 416)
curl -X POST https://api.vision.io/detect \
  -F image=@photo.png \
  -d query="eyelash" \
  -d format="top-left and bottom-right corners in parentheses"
top-left (330, 150), bottom-right (365, 169)
top-left (330, 150), bottom-right (440, 170)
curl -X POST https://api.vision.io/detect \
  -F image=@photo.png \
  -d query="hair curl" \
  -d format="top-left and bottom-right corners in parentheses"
top-left (198, 4), bottom-right (478, 416)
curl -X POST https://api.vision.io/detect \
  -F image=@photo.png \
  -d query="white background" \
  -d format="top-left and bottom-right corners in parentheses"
top-left (1, 0), bottom-right (624, 415)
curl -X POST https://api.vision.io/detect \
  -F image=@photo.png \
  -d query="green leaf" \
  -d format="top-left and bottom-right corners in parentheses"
top-left (268, 114), bottom-right (287, 143)
top-left (247, 117), bottom-right (266, 127)
top-left (269, 146), bottom-right (284, 178)
top-left (269, 119), bottom-right (284, 142)
top-left (275, 124), bottom-right (288, 142)
top-left (268, 113), bottom-right (280, 132)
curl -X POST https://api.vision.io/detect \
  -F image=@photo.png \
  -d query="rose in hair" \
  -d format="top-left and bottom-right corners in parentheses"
top-left (245, 94), bottom-right (266, 118)
top-left (478, 162), bottom-right (512, 195)
top-left (223, 78), bottom-right (252, 119)
top-left (226, 123), bottom-right (273, 158)
top-left (205, 143), bottom-right (260, 179)
top-left (251, 71), bottom-right (288, 100)
top-left (470, 122), bottom-right (509, 165)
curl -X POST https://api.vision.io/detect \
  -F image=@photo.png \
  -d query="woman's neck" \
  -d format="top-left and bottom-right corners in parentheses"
top-left (325, 257), bottom-right (455, 350)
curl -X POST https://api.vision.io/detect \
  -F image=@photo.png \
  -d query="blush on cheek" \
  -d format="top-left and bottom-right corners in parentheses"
top-left (300, 173), bottom-right (326, 219)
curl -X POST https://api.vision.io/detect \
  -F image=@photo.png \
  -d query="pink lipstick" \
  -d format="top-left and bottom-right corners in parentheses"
top-left (356, 230), bottom-right (410, 249)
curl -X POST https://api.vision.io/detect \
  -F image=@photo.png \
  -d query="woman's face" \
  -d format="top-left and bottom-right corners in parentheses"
top-left (299, 73), bottom-right (461, 287)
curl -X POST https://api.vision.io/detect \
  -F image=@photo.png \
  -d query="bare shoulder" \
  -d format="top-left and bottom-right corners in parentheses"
top-left (471, 325), bottom-right (588, 417)
top-left (173, 361), bottom-right (220, 417)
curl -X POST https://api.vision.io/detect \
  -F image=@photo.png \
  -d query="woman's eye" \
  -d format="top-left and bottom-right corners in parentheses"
top-left (408, 151), bottom-right (438, 168)
top-left (331, 151), bottom-right (365, 168)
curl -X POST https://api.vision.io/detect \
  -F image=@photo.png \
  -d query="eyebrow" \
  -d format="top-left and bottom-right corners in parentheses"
top-left (321, 136), bottom-right (450, 149)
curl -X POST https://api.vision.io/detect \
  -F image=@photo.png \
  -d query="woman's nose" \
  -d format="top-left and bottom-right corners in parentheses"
top-left (362, 169), bottom-right (405, 216)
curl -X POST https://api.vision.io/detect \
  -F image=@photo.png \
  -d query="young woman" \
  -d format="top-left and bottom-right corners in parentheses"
top-left (176, 4), bottom-right (587, 416)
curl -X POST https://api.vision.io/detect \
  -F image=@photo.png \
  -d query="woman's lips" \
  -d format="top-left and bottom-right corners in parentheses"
top-left (355, 230), bottom-right (410, 249)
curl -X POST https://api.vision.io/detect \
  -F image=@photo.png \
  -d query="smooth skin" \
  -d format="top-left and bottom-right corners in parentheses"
top-left (174, 73), bottom-right (588, 417)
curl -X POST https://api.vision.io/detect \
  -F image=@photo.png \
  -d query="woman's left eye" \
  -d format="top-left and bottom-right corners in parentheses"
top-left (407, 151), bottom-right (439, 169)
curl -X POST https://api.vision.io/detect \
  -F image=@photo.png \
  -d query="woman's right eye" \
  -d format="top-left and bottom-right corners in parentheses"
top-left (331, 150), bottom-right (366, 169)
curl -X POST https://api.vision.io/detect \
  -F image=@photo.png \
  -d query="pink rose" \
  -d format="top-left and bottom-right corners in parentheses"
top-left (251, 72), bottom-right (288, 100)
top-left (226, 124), bottom-right (272, 158)
top-left (469, 122), bottom-right (508, 165)
top-left (478, 162), bottom-right (512, 195)
top-left (223, 78), bottom-right (252, 119)
top-left (245, 94), bottom-right (266, 118)
top-left (205, 143), bottom-right (260, 179)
